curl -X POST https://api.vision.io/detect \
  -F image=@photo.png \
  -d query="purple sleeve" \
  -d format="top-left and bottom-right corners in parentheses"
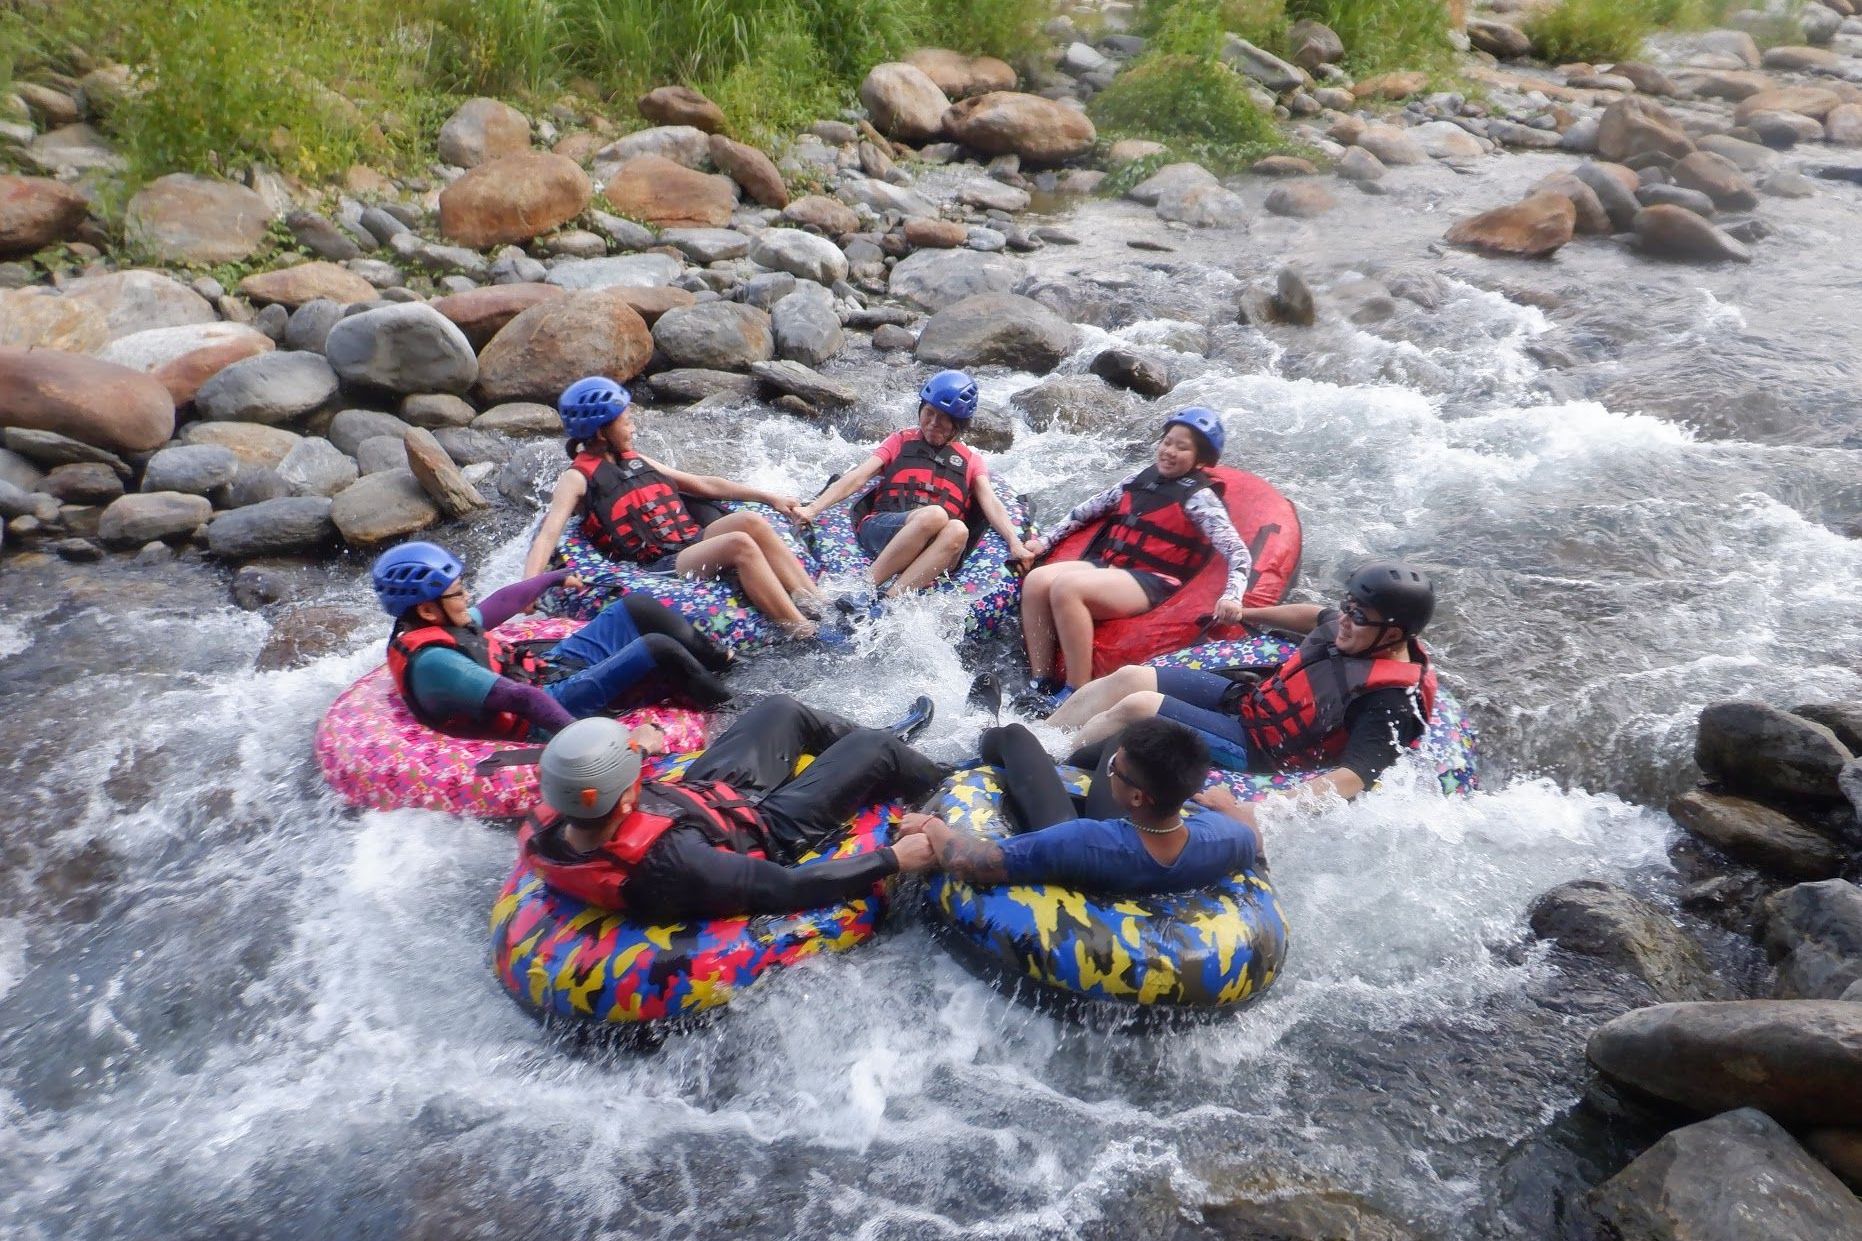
top-left (484, 678), bottom-right (576, 736)
top-left (478, 570), bottom-right (573, 629)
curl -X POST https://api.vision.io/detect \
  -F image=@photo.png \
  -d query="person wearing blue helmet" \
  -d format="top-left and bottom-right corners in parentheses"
top-left (374, 540), bottom-right (733, 743)
top-left (523, 376), bottom-right (834, 641)
top-left (1017, 408), bottom-right (1253, 707)
top-left (798, 369), bottom-right (1034, 602)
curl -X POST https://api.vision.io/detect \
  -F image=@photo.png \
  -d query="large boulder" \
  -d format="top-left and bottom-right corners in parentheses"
top-left (1011, 375), bottom-right (1138, 433)
top-left (1588, 1107), bottom-right (1862, 1241)
top-left (63, 270), bottom-right (215, 341)
top-left (140, 443), bottom-right (238, 496)
top-left (749, 228), bottom-right (847, 285)
top-left (437, 98), bottom-right (531, 168)
top-left (1794, 703), bottom-right (1862, 755)
top-left (637, 85), bottom-right (725, 133)
top-left (475, 288), bottom-right (653, 403)
top-left (1355, 123), bottom-right (1428, 166)
top-left (904, 48), bottom-right (1016, 99)
top-left (1220, 35), bottom-right (1308, 94)
top-left (1444, 193), bottom-right (1576, 259)
top-left (429, 282), bottom-right (564, 349)
top-left (589, 126), bottom-right (713, 182)
top-left (124, 174), bottom-right (272, 264)
top-left (0, 175), bottom-right (89, 255)
top-left (1531, 172), bottom-right (1613, 235)
top-left (275, 436), bottom-right (357, 497)
top-left (651, 302), bottom-right (774, 371)
top-left (603, 154), bottom-right (736, 230)
top-left (1467, 17), bottom-right (1532, 59)
top-left (750, 360), bottom-right (856, 409)
top-left (330, 469), bottom-right (439, 545)
top-left (206, 496), bottom-right (336, 559)
top-left (782, 194), bottom-right (860, 236)
top-left (239, 262), bottom-right (378, 308)
top-left (1287, 19), bottom-right (1345, 69)
top-left (888, 248), bottom-right (1022, 312)
top-left (180, 422), bottom-right (302, 469)
top-left (1598, 97), bottom-right (1697, 163)
top-left (96, 322), bottom-right (275, 406)
top-left (0, 288), bottom-right (107, 352)
top-left (322, 303), bottom-right (478, 396)
top-left (98, 492), bottom-right (211, 547)
top-left (1698, 702), bottom-right (1854, 802)
top-left (914, 292), bottom-right (1077, 373)
top-left (1633, 206), bottom-right (1753, 264)
top-left (1735, 86), bottom-right (1844, 125)
top-left (708, 134), bottom-right (788, 209)
top-left (404, 426), bottom-right (486, 518)
top-left (860, 63), bottom-right (951, 144)
top-left (1528, 879), bottom-right (1727, 1001)
top-left (941, 92), bottom-right (1096, 163)
top-left (1671, 151), bottom-right (1760, 211)
top-left (1669, 789), bottom-right (1844, 879)
top-left (1574, 161), bottom-right (1643, 230)
top-left (1588, 1000), bottom-right (1862, 1126)
top-left (543, 253), bottom-right (685, 292)
top-left (1763, 881), bottom-right (1862, 1000)
top-left (770, 281), bottom-right (842, 367)
top-left (195, 351), bottom-right (340, 426)
top-left (1127, 161), bottom-right (1217, 206)
top-left (0, 348), bottom-right (175, 453)
top-left (437, 152), bottom-right (592, 248)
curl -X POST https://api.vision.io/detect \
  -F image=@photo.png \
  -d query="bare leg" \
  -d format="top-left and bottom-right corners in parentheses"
top-left (676, 531), bottom-right (811, 631)
top-left (1047, 664), bottom-right (1158, 730)
top-left (889, 519), bottom-right (970, 595)
top-left (1071, 690), bottom-right (1167, 751)
top-left (1020, 561), bottom-right (1099, 681)
top-left (865, 506), bottom-right (948, 586)
top-left (705, 510), bottom-right (821, 600)
top-left (1050, 568), bottom-right (1154, 688)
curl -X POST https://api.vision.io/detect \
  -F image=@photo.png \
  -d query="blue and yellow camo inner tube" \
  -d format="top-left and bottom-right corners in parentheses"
top-left (923, 766), bottom-right (1287, 1013)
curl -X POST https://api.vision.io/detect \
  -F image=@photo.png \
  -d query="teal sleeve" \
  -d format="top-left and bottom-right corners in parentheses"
top-left (405, 647), bottom-right (503, 720)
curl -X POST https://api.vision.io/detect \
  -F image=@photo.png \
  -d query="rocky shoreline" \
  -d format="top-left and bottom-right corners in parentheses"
top-left (4, 1), bottom-right (1862, 1235)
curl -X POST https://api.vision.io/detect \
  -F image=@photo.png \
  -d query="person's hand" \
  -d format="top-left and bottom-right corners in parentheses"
top-left (891, 833), bottom-right (936, 873)
top-left (1024, 535), bottom-right (1048, 558)
top-left (1007, 541), bottom-right (1037, 572)
top-left (794, 502), bottom-right (818, 525)
top-left (1194, 785), bottom-right (1256, 825)
top-left (629, 722), bottom-right (668, 755)
top-left (563, 574), bottom-right (585, 593)
top-left (896, 811), bottom-right (934, 837)
top-left (1214, 598), bottom-right (1245, 626)
top-left (769, 494), bottom-right (805, 520)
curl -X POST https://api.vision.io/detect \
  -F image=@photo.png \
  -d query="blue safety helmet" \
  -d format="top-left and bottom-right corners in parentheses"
top-left (371, 541), bottom-right (464, 617)
top-left (919, 369), bottom-right (979, 421)
top-left (1163, 407), bottom-right (1226, 462)
top-left (557, 376), bottom-right (631, 440)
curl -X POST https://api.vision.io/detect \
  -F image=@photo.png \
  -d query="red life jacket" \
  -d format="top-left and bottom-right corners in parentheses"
top-left (1084, 466), bottom-right (1218, 584)
top-left (1232, 619), bottom-right (1439, 769)
top-left (520, 779), bottom-right (774, 911)
top-left (864, 433), bottom-right (972, 524)
top-left (386, 623), bottom-right (554, 739)
top-left (573, 450), bottom-right (703, 565)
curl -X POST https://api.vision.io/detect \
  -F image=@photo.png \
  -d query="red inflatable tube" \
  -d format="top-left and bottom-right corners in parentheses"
top-left (1047, 466), bottom-right (1301, 681)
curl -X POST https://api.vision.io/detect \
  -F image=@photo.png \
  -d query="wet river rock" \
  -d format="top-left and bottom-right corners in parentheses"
top-left (475, 289), bottom-right (653, 402)
top-left (1697, 701), bottom-right (1854, 802)
top-left (913, 291), bottom-right (1076, 374)
top-left (1528, 879), bottom-right (1728, 1001)
top-left (1668, 789), bottom-right (1845, 879)
top-left (1763, 880), bottom-right (1862, 1000)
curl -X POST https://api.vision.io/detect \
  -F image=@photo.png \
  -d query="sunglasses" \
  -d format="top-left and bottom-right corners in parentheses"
top-left (440, 588), bottom-right (468, 603)
top-left (1340, 598), bottom-right (1383, 627)
top-left (1108, 760), bottom-right (1151, 799)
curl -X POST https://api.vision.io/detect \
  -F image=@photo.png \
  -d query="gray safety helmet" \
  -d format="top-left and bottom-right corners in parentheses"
top-left (538, 718), bottom-right (643, 820)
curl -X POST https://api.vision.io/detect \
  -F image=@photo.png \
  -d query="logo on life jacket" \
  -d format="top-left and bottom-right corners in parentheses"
top-left (863, 434), bottom-right (972, 523)
top-left (1085, 465), bottom-right (1218, 584)
top-left (573, 451), bottom-right (703, 565)
top-left (387, 623), bottom-right (555, 739)
top-left (1232, 619), bottom-right (1438, 769)
top-left (521, 779), bottom-right (775, 911)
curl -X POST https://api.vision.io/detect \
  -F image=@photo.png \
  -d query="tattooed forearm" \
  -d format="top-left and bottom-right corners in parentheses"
top-left (938, 829), bottom-right (1009, 885)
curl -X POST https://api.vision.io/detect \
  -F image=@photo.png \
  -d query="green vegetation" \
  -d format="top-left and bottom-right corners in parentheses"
top-left (1090, 53), bottom-right (1287, 176)
top-left (1284, 0), bottom-right (1454, 78)
top-left (1521, 0), bottom-right (1743, 65)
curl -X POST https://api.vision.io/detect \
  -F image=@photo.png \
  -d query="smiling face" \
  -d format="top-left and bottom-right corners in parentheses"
top-left (1336, 596), bottom-right (1399, 655)
top-left (599, 409), bottom-right (636, 454)
top-left (1154, 425), bottom-right (1202, 478)
top-left (918, 403), bottom-right (961, 447)
top-left (413, 581), bottom-right (473, 628)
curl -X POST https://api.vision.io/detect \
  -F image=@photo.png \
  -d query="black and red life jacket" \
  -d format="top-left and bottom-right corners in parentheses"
top-left (520, 779), bottom-right (774, 911)
top-left (387, 623), bottom-right (555, 739)
top-left (573, 450), bottom-right (703, 565)
top-left (1084, 466), bottom-right (1219, 584)
top-left (1232, 620), bottom-right (1438, 770)
top-left (863, 433), bottom-right (972, 524)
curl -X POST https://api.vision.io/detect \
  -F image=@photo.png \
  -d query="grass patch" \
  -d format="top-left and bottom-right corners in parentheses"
top-left (1523, 0), bottom-right (1654, 64)
top-left (1284, 0), bottom-right (1455, 78)
top-left (1089, 51), bottom-right (1287, 175)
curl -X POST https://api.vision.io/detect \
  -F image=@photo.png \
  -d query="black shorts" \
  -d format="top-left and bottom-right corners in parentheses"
top-left (1123, 569), bottom-right (1181, 608)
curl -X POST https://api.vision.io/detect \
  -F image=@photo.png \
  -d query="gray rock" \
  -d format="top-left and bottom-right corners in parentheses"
top-left (322, 303), bottom-right (478, 396)
top-left (1127, 161), bottom-right (1216, 206)
top-left (1088, 347), bottom-right (1173, 397)
top-left (1588, 1000), bottom-right (1862, 1126)
top-left (196, 352), bottom-right (341, 426)
top-left (141, 444), bottom-right (239, 497)
top-left (52, 537), bottom-right (102, 561)
top-left (1747, 109), bottom-right (1824, 148)
top-left (915, 292), bottom-right (1077, 374)
top-left (651, 301), bottom-right (774, 371)
top-left (0, 446), bottom-right (43, 491)
top-left (1528, 879), bottom-right (1728, 1001)
top-left (206, 496), bottom-right (335, 559)
top-left (835, 176), bottom-right (938, 219)
top-left (1274, 267), bottom-right (1316, 326)
top-left (359, 207), bottom-right (409, 247)
top-left (1763, 881), bottom-right (1862, 1000)
top-left (1697, 134), bottom-right (1779, 172)
top-left (347, 258), bottom-right (404, 289)
top-left (355, 435), bottom-right (409, 475)
top-left (404, 426), bottom-right (487, 518)
top-left (660, 227), bottom-right (751, 264)
top-left (330, 469), bottom-right (439, 545)
top-left (1637, 182), bottom-right (1718, 216)
top-left (398, 393), bottom-right (477, 430)
top-left (388, 234), bottom-right (489, 279)
top-left (221, 464), bottom-right (290, 508)
top-left (1588, 1107), bottom-right (1862, 1241)
top-left (489, 252), bottom-right (548, 285)
top-left (1699, 701), bottom-right (1854, 803)
top-left (470, 403), bottom-right (559, 436)
top-left (748, 228), bottom-right (849, 285)
top-left (588, 210), bottom-right (657, 251)
top-left (2, 427), bottom-right (131, 476)
top-left (1357, 124), bottom-right (1428, 166)
top-left (1574, 162), bottom-right (1641, 231)
top-left (648, 369), bottom-right (757, 403)
top-left (283, 299), bottom-right (347, 353)
top-left (98, 491), bottom-right (211, 547)
top-left (538, 229), bottom-right (607, 260)
top-left (1793, 703), bottom-right (1862, 755)
top-left (1802, 3), bottom-right (1843, 45)
top-left (743, 271), bottom-right (797, 311)
top-left (253, 302), bottom-right (290, 341)
top-left (958, 179), bottom-right (1031, 212)
top-left (432, 427), bottom-right (512, 466)
top-left (1156, 181), bottom-right (1249, 227)
top-left (327, 409), bottom-right (411, 458)
top-left (1012, 375), bottom-right (1138, 432)
top-left (770, 281), bottom-right (843, 367)
top-left (276, 436), bottom-right (358, 498)
top-left (872, 323), bottom-right (915, 351)
top-left (1335, 146), bottom-right (1387, 182)
top-left (1633, 205), bottom-right (1753, 264)
top-left (1220, 34), bottom-right (1306, 94)
top-left (544, 254), bottom-right (684, 291)
top-left (286, 211), bottom-right (361, 262)
top-left (888, 248), bottom-right (1023, 312)
top-left (749, 359), bottom-right (857, 409)
top-left (1670, 789), bottom-right (1845, 879)
top-left (965, 225), bottom-right (1007, 252)
top-left (0, 477), bottom-right (39, 519)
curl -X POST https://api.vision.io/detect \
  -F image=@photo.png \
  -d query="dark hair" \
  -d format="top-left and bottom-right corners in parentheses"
top-left (1186, 428), bottom-right (1220, 467)
top-left (1116, 717), bottom-right (1209, 809)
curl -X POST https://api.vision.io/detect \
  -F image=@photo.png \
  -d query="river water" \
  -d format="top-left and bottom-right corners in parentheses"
top-left (2, 150), bottom-right (1860, 1238)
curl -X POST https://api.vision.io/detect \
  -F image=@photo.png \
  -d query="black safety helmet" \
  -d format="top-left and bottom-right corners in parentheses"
top-left (1345, 560), bottom-right (1435, 637)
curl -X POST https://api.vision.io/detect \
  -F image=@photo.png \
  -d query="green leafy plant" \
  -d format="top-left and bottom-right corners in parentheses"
top-left (1523, 0), bottom-right (1653, 64)
top-left (1283, 0), bottom-right (1454, 77)
top-left (1090, 52), bottom-right (1286, 174)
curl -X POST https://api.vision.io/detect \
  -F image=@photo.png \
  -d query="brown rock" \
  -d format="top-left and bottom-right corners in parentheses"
top-left (903, 218), bottom-right (967, 249)
top-left (436, 97), bottom-right (531, 168)
top-left (476, 288), bottom-right (654, 403)
top-left (941, 92), bottom-right (1097, 163)
top-left (0, 288), bottom-right (107, 352)
top-left (552, 131), bottom-right (606, 164)
top-left (1671, 150), bottom-right (1759, 210)
top-left (1675, 68), bottom-right (1773, 102)
top-left (602, 154), bottom-right (737, 230)
top-left (1737, 86), bottom-right (1844, 124)
top-left (1252, 155), bottom-right (1319, 176)
top-left (903, 48), bottom-right (1016, 99)
top-left (1353, 71), bottom-right (1430, 101)
top-left (607, 286), bottom-right (696, 326)
top-left (1613, 62), bottom-right (1678, 97)
top-left (124, 174), bottom-right (273, 265)
top-left (1598, 97), bottom-right (1696, 163)
top-left (860, 63), bottom-right (952, 144)
top-left (95, 322), bottom-right (276, 406)
top-left (179, 422), bottom-right (302, 468)
top-left (637, 85), bottom-right (726, 133)
top-left (343, 165), bottom-right (395, 196)
top-left (707, 133), bottom-right (788, 208)
top-left (0, 347), bottom-right (175, 454)
top-left (1532, 172), bottom-right (1612, 234)
top-left (782, 194), bottom-right (860, 236)
top-left (1669, 789), bottom-right (1840, 877)
top-left (239, 262), bottom-right (378, 308)
top-left (1444, 192), bottom-right (1576, 258)
top-left (1825, 103), bottom-right (1862, 146)
top-left (1264, 181), bottom-right (1337, 218)
top-left (438, 151), bottom-right (592, 248)
top-left (1804, 1128), bottom-right (1862, 1194)
top-left (429, 282), bottom-right (565, 349)
top-left (1633, 204), bottom-right (1754, 263)
top-left (403, 426), bottom-right (487, 518)
top-left (0, 175), bottom-right (89, 255)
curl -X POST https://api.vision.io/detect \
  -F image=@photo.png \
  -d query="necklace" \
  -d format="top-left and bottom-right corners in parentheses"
top-left (1131, 818), bottom-right (1183, 836)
